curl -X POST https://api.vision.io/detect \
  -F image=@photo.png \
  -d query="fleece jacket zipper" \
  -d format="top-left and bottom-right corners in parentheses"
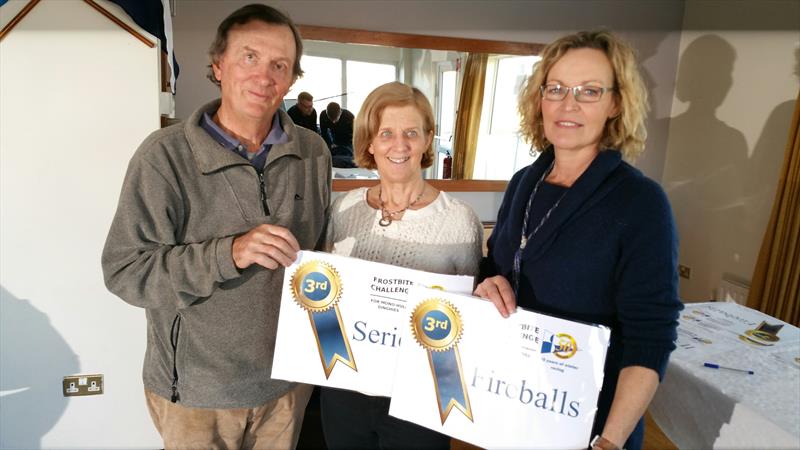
top-left (170, 314), bottom-right (181, 403)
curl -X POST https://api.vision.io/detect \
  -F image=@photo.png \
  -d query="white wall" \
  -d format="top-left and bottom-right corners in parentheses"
top-left (0, 1), bottom-right (162, 448)
top-left (662, 0), bottom-right (800, 300)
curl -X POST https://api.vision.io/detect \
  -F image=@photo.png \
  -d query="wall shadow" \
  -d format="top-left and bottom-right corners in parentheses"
top-left (0, 286), bottom-right (79, 449)
top-left (635, 30), bottom-right (679, 181)
top-left (661, 34), bottom-right (749, 300)
top-left (743, 46), bottom-right (800, 247)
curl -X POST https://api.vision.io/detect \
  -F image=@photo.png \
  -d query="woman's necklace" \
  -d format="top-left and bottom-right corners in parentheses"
top-left (512, 160), bottom-right (568, 294)
top-left (377, 184), bottom-right (425, 227)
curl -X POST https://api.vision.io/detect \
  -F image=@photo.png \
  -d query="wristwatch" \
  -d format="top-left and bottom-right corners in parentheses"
top-left (590, 435), bottom-right (621, 450)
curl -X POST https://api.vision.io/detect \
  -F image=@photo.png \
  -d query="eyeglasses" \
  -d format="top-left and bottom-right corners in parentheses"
top-left (539, 83), bottom-right (615, 103)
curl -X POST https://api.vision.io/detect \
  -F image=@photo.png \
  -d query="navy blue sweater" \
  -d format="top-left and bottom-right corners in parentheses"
top-left (481, 148), bottom-right (682, 449)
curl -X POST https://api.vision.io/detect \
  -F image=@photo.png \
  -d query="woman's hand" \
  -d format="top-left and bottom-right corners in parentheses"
top-left (474, 275), bottom-right (517, 318)
top-left (600, 365), bottom-right (660, 448)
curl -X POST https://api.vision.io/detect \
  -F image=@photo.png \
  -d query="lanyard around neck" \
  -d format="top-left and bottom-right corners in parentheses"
top-left (512, 160), bottom-right (568, 295)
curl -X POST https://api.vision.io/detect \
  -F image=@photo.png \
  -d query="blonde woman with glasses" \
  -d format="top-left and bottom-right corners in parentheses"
top-left (475, 31), bottom-right (682, 450)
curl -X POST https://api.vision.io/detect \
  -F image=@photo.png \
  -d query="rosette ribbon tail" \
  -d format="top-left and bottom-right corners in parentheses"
top-left (428, 347), bottom-right (473, 424)
top-left (309, 307), bottom-right (357, 378)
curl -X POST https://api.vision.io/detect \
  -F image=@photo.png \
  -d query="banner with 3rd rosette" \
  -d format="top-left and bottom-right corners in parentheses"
top-left (390, 285), bottom-right (611, 449)
top-left (272, 251), bottom-right (475, 397)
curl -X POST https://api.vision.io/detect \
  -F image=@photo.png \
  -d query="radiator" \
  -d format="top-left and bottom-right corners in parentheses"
top-left (716, 274), bottom-right (750, 305)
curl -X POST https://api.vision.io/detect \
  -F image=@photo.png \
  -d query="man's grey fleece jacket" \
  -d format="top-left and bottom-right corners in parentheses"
top-left (101, 99), bottom-right (331, 408)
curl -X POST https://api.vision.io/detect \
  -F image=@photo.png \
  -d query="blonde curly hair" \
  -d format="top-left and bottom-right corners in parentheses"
top-left (518, 30), bottom-right (649, 160)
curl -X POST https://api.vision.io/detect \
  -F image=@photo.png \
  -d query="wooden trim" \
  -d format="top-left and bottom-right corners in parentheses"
top-left (429, 180), bottom-right (508, 192)
top-left (301, 25), bottom-right (527, 194)
top-left (84, 0), bottom-right (155, 48)
top-left (333, 179), bottom-right (507, 192)
top-left (298, 25), bottom-right (543, 56)
top-left (0, 0), bottom-right (41, 41)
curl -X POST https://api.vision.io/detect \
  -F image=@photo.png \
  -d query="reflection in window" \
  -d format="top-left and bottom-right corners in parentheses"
top-left (286, 56), bottom-right (397, 118)
top-left (472, 55), bottom-right (541, 180)
top-left (346, 61), bottom-right (397, 114)
top-left (287, 55), bottom-right (342, 111)
top-left (439, 69), bottom-right (457, 145)
top-left (435, 68), bottom-right (458, 178)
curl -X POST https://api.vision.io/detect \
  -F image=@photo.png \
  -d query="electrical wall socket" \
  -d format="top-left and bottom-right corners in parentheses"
top-left (678, 264), bottom-right (692, 279)
top-left (63, 374), bottom-right (103, 397)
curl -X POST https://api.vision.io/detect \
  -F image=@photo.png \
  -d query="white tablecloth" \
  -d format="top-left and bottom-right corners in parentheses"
top-left (649, 302), bottom-right (800, 449)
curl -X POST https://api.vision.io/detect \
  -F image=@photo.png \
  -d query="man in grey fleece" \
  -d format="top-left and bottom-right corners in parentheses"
top-left (101, 4), bottom-right (330, 449)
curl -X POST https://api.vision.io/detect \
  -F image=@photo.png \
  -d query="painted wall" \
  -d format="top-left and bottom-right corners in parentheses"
top-left (0, 0), bottom-right (162, 448)
top-left (662, 0), bottom-right (800, 301)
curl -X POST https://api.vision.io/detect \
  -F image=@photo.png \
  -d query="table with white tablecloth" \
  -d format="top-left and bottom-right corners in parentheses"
top-left (649, 302), bottom-right (800, 449)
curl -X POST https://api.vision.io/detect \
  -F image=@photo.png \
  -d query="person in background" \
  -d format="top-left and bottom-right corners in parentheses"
top-left (101, 4), bottom-right (330, 449)
top-left (474, 30), bottom-right (682, 450)
top-left (320, 101), bottom-right (357, 168)
top-left (287, 91), bottom-right (318, 132)
top-left (321, 81), bottom-right (483, 450)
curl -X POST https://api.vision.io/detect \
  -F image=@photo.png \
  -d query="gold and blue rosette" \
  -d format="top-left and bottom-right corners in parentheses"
top-left (411, 298), bottom-right (473, 424)
top-left (291, 260), bottom-right (357, 378)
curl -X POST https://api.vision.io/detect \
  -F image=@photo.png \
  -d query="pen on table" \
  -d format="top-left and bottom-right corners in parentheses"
top-left (703, 362), bottom-right (754, 375)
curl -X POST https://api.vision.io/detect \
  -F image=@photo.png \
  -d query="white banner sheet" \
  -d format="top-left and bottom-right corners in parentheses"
top-left (389, 286), bottom-right (611, 449)
top-left (271, 251), bottom-right (474, 396)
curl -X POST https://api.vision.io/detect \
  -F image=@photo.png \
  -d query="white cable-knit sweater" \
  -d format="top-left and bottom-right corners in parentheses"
top-left (325, 187), bottom-right (483, 277)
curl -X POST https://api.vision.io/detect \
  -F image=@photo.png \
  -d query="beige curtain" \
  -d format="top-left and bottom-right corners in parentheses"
top-left (746, 90), bottom-right (800, 326)
top-left (452, 53), bottom-right (488, 180)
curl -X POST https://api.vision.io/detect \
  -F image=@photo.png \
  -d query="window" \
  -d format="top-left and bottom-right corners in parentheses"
top-left (435, 66), bottom-right (458, 178)
top-left (472, 55), bottom-right (541, 180)
top-left (286, 56), bottom-right (397, 118)
top-left (346, 61), bottom-right (397, 114)
top-left (287, 55), bottom-right (342, 110)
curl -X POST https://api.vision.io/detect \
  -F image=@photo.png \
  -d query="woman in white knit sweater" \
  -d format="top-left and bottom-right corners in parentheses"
top-left (320, 82), bottom-right (483, 449)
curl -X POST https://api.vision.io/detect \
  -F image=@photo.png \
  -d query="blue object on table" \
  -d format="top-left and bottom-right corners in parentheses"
top-left (703, 362), bottom-right (755, 375)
